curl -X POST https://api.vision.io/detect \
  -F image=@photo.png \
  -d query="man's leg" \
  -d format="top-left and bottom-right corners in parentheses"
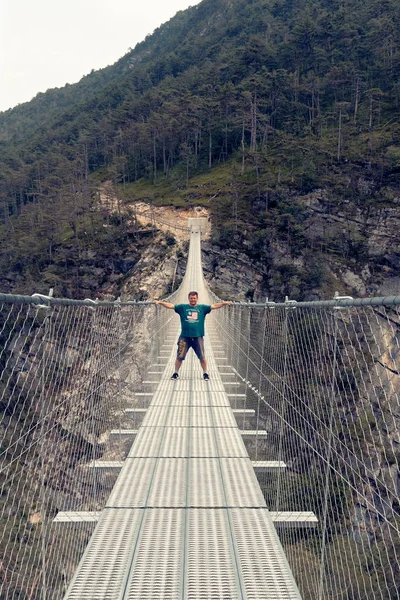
top-left (172, 338), bottom-right (187, 379)
top-left (171, 358), bottom-right (183, 379)
top-left (201, 357), bottom-right (209, 380)
top-left (175, 358), bottom-right (183, 372)
top-left (193, 338), bottom-right (209, 380)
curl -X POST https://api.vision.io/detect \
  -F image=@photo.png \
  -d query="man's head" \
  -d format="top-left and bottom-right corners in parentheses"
top-left (188, 291), bottom-right (198, 306)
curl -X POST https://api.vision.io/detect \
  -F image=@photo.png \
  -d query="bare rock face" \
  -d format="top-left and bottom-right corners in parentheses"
top-left (379, 277), bottom-right (400, 296)
top-left (341, 270), bottom-right (367, 295)
top-left (338, 304), bottom-right (400, 535)
top-left (298, 190), bottom-right (400, 296)
top-left (113, 233), bottom-right (188, 301)
top-left (201, 244), bottom-right (267, 302)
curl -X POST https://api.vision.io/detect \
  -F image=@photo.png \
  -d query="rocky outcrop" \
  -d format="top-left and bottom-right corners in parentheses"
top-left (99, 183), bottom-right (400, 305)
top-left (116, 233), bottom-right (188, 301)
top-left (298, 189), bottom-right (400, 297)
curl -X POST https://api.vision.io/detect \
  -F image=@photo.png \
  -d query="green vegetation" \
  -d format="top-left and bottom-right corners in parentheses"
top-left (0, 0), bottom-right (399, 297)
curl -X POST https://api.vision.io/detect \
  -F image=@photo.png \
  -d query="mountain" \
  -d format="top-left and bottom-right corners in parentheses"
top-left (0, 0), bottom-right (399, 299)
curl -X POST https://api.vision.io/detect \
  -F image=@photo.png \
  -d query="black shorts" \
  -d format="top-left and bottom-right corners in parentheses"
top-left (177, 336), bottom-right (205, 361)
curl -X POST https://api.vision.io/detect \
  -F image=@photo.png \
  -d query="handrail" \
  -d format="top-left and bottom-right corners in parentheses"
top-left (1, 291), bottom-right (399, 309)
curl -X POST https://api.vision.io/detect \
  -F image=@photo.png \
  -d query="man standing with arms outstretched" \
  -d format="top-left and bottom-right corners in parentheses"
top-left (154, 291), bottom-right (232, 381)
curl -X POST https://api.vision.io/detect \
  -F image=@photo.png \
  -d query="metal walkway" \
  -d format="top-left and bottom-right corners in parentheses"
top-left (63, 221), bottom-right (302, 599)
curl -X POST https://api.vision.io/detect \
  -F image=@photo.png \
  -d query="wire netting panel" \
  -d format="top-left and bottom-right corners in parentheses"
top-left (212, 301), bottom-right (400, 599)
top-left (0, 299), bottom-right (172, 599)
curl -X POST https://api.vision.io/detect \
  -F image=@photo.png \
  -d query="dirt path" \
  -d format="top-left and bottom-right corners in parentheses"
top-left (132, 202), bottom-right (210, 242)
top-left (99, 184), bottom-right (211, 243)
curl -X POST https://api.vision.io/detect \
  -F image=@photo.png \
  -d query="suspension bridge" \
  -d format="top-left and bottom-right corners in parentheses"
top-left (1, 218), bottom-right (400, 599)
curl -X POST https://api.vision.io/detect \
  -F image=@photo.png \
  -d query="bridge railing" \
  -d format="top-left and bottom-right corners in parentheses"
top-left (0, 292), bottom-right (177, 600)
top-left (1, 290), bottom-right (400, 599)
top-left (210, 294), bottom-right (400, 599)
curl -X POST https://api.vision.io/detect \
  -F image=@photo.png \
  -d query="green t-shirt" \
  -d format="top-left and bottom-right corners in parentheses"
top-left (174, 304), bottom-right (211, 338)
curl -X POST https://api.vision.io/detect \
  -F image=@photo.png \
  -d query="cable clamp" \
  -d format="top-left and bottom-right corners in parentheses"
top-left (285, 296), bottom-right (297, 310)
top-left (333, 291), bottom-right (353, 310)
top-left (84, 298), bottom-right (99, 311)
top-left (31, 289), bottom-right (54, 309)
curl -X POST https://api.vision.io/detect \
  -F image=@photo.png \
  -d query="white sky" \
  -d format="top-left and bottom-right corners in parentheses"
top-left (0, 0), bottom-right (201, 113)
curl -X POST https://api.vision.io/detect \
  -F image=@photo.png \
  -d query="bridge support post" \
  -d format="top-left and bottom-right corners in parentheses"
top-left (275, 301), bottom-right (290, 513)
top-left (255, 304), bottom-right (268, 461)
top-left (87, 299), bottom-right (100, 512)
top-left (38, 289), bottom-right (53, 600)
top-left (318, 303), bottom-right (339, 600)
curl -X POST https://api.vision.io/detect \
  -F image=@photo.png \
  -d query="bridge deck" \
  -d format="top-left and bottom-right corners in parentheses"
top-left (63, 226), bottom-right (302, 599)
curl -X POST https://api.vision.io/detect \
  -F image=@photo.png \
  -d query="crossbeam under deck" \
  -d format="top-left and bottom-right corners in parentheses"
top-left (63, 227), bottom-right (302, 600)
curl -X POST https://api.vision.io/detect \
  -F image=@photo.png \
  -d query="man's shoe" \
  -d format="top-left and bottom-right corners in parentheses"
top-left (171, 372), bottom-right (179, 380)
top-left (203, 372), bottom-right (210, 381)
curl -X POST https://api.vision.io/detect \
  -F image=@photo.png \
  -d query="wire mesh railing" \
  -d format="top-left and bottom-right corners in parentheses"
top-left (0, 294), bottom-right (175, 600)
top-left (211, 295), bottom-right (400, 599)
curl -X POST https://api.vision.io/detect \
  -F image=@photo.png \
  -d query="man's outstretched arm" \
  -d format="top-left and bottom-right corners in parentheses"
top-left (153, 300), bottom-right (175, 309)
top-left (211, 301), bottom-right (232, 310)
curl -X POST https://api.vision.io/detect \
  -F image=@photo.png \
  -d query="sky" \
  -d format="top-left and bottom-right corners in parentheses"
top-left (0, 0), bottom-right (201, 113)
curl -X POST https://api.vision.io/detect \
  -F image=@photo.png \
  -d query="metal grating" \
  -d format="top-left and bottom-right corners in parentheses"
top-left (125, 509), bottom-right (185, 599)
top-left (147, 459), bottom-right (188, 507)
top-left (157, 427), bottom-right (190, 457)
top-left (190, 427), bottom-right (218, 457)
top-left (220, 458), bottom-right (267, 507)
top-left (213, 427), bottom-right (249, 457)
top-left (141, 405), bottom-right (188, 427)
top-left (230, 509), bottom-right (302, 599)
top-left (106, 458), bottom-right (268, 508)
top-left (185, 509), bottom-right (241, 600)
top-left (64, 509), bottom-right (143, 599)
top-left (128, 427), bottom-right (251, 459)
top-left (190, 406), bottom-right (214, 427)
top-left (170, 379), bottom-right (227, 392)
top-left (128, 426), bottom-right (165, 457)
top-left (106, 458), bottom-right (157, 507)
top-left (211, 405), bottom-right (239, 427)
top-left (150, 389), bottom-right (230, 407)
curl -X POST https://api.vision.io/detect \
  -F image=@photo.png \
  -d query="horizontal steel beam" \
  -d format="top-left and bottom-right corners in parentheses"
top-left (253, 461), bottom-right (287, 473)
top-left (109, 429), bottom-right (138, 440)
top-left (270, 511), bottom-right (318, 528)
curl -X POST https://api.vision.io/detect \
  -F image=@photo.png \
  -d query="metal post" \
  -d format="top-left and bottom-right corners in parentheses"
top-left (172, 259), bottom-right (178, 293)
top-left (115, 298), bottom-right (122, 436)
top-left (243, 306), bottom-right (251, 429)
top-left (275, 299), bottom-right (290, 512)
top-left (232, 306), bottom-right (241, 398)
top-left (255, 303), bottom-right (268, 461)
top-left (39, 290), bottom-right (53, 600)
top-left (317, 303), bottom-right (339, 600)
top-left (87, 300), bottom-right (99, 509)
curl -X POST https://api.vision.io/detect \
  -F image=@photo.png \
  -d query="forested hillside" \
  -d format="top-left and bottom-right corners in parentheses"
top-left (0, 0), bottom-right (399, 299)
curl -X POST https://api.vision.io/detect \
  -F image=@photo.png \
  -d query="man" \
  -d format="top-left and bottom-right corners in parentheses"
top-left (154, 291), bottom-right (232, 380)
